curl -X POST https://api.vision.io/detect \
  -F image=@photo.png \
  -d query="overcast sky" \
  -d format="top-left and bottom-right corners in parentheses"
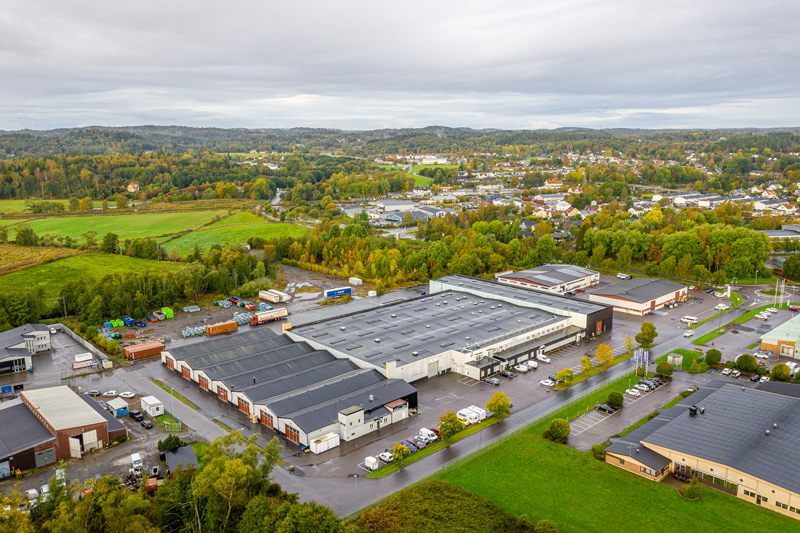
top-left (2, 1), bottom-right (799, 131)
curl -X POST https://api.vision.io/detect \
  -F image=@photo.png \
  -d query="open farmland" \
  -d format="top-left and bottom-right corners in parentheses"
top-left (162, 221), bottom-right (309, 254)
top-left (0, 244), bottom-right (81, 274)
top-left (5, 210), bottom-right (225, 242)
top-left (207, 211), bottom-right (263, 226)
top-left (0, 199), bottom-right (111, 214)
top-left (0, 253), bottom-right (183, 297)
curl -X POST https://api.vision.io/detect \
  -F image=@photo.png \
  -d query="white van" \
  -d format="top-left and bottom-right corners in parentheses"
top-left (364, 456), bottom-right (379, 471)
top-left (680, 316), bottom-right (698, 325)
top-left (466, 405), bottom-right (487, 421)
top-left (617, 273), bottom-right (632, 280)
top-left (130, 453), bottom-right (143, 473)
top-left (457, 408), bottom-right (479, 424)
top-left (419, 428), bottom-right (439, 442)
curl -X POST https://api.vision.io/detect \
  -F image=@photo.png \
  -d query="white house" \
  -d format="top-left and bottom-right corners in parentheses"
top-left (140, 396), bottom-right (164, 417)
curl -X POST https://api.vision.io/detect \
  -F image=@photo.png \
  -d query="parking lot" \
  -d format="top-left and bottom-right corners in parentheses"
top-left (0, 330), bottom-right (93, 392)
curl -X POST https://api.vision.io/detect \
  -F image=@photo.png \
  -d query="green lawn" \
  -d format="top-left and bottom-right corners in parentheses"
top-left (208, 211), bottom-right (263, 226)
top-left (0, 199), bottom-right (110, 214)
top-left (152, 379), bottom-right (199, 409)
top-left (0, 253), bottom-right (182, 297)
top-left (162, 222), bottom-right (309, 254)
top-left (655, 349), bottom-right (705, 371)
top-left (692, 328), bottom-right (727, 346)
top-left (437, 372), bottom-right (798, 533)
top-left (413, 174), bottom-right (433, 187)
top-left (6, 211), bottom-right (225, 242)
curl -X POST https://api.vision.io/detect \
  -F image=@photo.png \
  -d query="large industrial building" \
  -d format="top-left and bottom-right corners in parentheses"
top-left (588, 278), bottom-right (687, 316)
top-left (495, 264), bottom-right (600, 293)
top-left (606, 381), bottom-right (800, 522)
top-left (0, 386), bottom-right (127, 478)
top-left (0, 324), bottom-right (51, 376)
top-left (288, 275), bottom-right (613, 383)
top-left (759, 314), bottom-right (800, 359)
top-left (161, 329), bottom-right (417, 449)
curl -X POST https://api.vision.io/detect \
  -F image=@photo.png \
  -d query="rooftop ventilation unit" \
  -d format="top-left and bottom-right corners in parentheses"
top-left (459, 283), bottom-right (463, 286)
top-left (766, 430), bottom-right (770, 435)
top-left (426, 325), bottom-right (431, 328)
top-left (699, 407), bottom-right (705, 414)
top-left (688, 405), bottom-right (698, 416)
top-left (391, 314), bottom-right (397, 318)
top-left (340, 326), bottom-right (346, 331)
top-left (412, 351), bottom-right (419, 356)
top-left (369, 395), bottom-right (374, 401)
top-left (374, 338), bottom-right (381, 343)
top-left (443, 301), bottom-right (448, 304)
top-left (471, 312), bottom-right (475, 315)
top-left (465, 337), bottom-right (470, 340)
top-left (773, 423), bottom-right (778, 428)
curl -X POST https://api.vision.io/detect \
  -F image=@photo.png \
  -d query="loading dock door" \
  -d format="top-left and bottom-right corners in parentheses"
top-left (69, 437), bottom-right (82, 459)
top-left (83, 430), bottom-right (98, 451)
top-left (428, 360), bottom-right (439, 378)
top-left (35, 448), bottom-right (55, 467)
top-left (0, 460), bottom-right (10, 478)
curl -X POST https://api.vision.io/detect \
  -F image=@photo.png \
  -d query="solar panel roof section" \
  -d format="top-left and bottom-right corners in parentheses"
top-left (642, 384), bottom-right (800, 496)
top-left (168, 328), bottom-right (278, 362)
top-left (292, 290), bottom-right (564, 366)
top-left (287, 378), bottom-right (418, 433)
top-left (224, 350), bottom-right (338, 390)
top-left (201, 341), bottom-right (315, 380)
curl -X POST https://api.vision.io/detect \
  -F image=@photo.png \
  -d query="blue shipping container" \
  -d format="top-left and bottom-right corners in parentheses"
top-left (324, 287), bottom-right (352, 298)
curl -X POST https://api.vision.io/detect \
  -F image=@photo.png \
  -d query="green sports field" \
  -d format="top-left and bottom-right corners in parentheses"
top-left (5, 211), bottom-right (225, 242)
top-left (0, 253), bottom-right (182, 297)
top-left (161, 221), bottom-right (309, 254)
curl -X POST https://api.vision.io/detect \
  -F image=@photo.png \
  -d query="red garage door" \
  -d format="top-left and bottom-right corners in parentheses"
top-left (261, 412), bottom-right (274, 429)
top-left (237, 398), bottom-right (250, 415)
top-left (217, 389), bottom-right (228, 402)
top-left (181, 366), bottom-right (191, 380)
top-left (165, 359), bottom-right (174, 370)
top-left (285, 425), bottom-right (300, 444)
top-left (198, 376), bottom-right (209, 391)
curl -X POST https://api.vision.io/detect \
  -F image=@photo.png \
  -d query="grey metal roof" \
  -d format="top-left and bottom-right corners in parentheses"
top-left (168, 328), bottom-right (279, 363)
top-left (0, 399), bottom-right (55, 459)
top-left (240, 359), bottom-right (360, 404)
top-left (199, 340), bottom-right (312, 379)
top-left (165, 445), bottom-right (198, 473)
top-left (642, 383), bottom-right (800, 495)
top-left (497, 264), bottom-right (597, 288)
top-left (183, 335), bottom-right (294, 370)
top-left (269, 370), bottom-right (386, 418)
top-left (291, 275), bottom-right (606, 368)
top-left (591, 278), bottom-right (686, 304)
top-left (756, 381), bottom-right (800, 399)
top-left (80, 395), bottom-right (127, 433)
top-left (288, 377), bottom-right (418, 434)
top-left (0, 323), bottom-right (48, 352)
top-left (223, 350), bottom-right (337, 390)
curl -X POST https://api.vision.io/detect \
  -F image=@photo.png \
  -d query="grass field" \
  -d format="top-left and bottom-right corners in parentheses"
top-left (0, 253), bottom-right (182, 297)
top-left (655, 349), bottom-right (705, 371)
top-left (162, 222), bottom-right (309, 254)
top-left (0, 199), bottom-right (111, 214)
top-left (208, 211), bottom-right (263, 226)
top-left (436, 372), bottom-right (798, 533)
top-left (5, 211), bottom-right (226, 242)
top-left (0, 244), bottom-right (81, 274)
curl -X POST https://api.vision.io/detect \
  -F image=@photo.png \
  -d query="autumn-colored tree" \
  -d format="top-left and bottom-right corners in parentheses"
top-left (486, 391), bottom-right (511, 417)
top-left (580, 356), bottom-right (593, 375)
top-left (438, 410), bottom-right (462, 443)
top-left (595, 343), bottom-right (614, 368)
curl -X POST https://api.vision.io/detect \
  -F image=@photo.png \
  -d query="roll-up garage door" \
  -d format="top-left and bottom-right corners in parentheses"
top-left (35, 448), bottom-right (56, 467)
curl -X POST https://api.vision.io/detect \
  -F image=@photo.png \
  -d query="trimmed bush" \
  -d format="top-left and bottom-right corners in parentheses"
top-left (736, 354), bottom-right (757, 373)
top-left (681, 478), bottom-right (703, 500)
top-left (607, 391), bottom-right (624, 409)
top-left (705, 349), bottom-right (722, 366)
top-left (545, 418), bottom-right (570, 443)
top-left (656, 361), bottom-right (674, 377)
top-left (591, 444), bottom-right (607, 461)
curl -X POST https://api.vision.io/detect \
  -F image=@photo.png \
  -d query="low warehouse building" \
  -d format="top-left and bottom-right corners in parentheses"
top-left (495, 264), bottom-right (599, 293)
top-left (288, 275), bottom-right (613, 383)
top-left (588, 278), bottom-right (687, 315)
top-left (123, 341), bottom-right (165, 361)
top-left (606, 381), bottom-right (800, 521)
top-left (759, 314), bottom-right (800, 358)
top-left (0, 324), bottom-right (51, 375)
top-left (161, 328), bottom-right (417, 450)
top-left (0, 399), bottom-right (57, 477)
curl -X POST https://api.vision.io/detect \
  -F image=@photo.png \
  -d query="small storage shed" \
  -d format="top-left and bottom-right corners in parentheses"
top-left (165, 445), bottom-right (198, 476)
top-left (106, 397), bottom-right (129, 417)
top-left (310, 432), bottom-right (340, 454)
top-left (123, 342), bottom-right (165, 361)
top-left (140, 396), bottom-right (164, 417)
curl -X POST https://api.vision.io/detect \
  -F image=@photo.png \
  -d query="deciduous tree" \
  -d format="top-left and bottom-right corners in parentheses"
top-left (635, 322), bottom-right (658, 349)
top-left (485, 391), bottom-right (511, 417)
top-left (595, 343), bottom-right (614, 368)
top-left (438, 410), bottom-right (462, 443)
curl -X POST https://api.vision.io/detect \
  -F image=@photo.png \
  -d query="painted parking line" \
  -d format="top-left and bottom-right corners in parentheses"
top-left (570, 385), bottom-right (663, 436)
top-left (458, 377), bottom-right (480, 386)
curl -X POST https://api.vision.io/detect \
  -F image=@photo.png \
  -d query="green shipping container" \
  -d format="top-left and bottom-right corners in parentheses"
top-left (161, 307), bottom-right (174, 319)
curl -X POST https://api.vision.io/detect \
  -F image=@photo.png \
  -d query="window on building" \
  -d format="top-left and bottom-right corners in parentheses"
top-left (640, 466), bottom-right (657, 476)
top-left (744, 489), bottom-right (755, 498)
top-left (677, 464), bottom-right (686, 472)
top-left (725, 481), bottom-right (738, 492)
top-left (619, 458), bottom-right (625, 465)
top-left (760, 496), bottom-right (768, 503)
top-left (776, 502), bottom-right (789, 510)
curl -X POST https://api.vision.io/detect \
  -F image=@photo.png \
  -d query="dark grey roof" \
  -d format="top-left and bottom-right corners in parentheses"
top-left (270, 370), bottom-right (386, 418)
top-left (291, 275), bottom-right (609, 368)
top-left (80, 395), bottom-right (127, 434)
top-left (240, 359), bottom-right (360, 404)
top-left (496, 264), bottom-right (597, 288)
top-left (183, 335), bottom-right (294, 370)
top-left (642, 383), bottom-right (800, 495)
top-left (0, 399), bottom-right (55, 459)
top-left (168, 328), bottom-right (278, 363)
top-left (755, 381), bottom-right (800, 399)
top-left (0, 323), bottom-right (48, 351)
top-left (199, 340), bottom-right (313, 379)
top-left (165, 445), bottom-right (198, 473)
top-left (223, 350), bottom-right (337, 390)
top-left (591, 278), bottom-right (686, 303)
top-left (288, 377), bottom-right (418, 434)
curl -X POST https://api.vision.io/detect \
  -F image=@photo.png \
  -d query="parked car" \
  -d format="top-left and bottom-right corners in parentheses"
top-left (760, 376), bottom-right (771, 383)
top-left (102, 390), bottom-right (118, 397)
top-left (616, 273), bottom-right (632, 280)
top-left (526, 360), bottom-right (539, 369)
top-left (766, 308), bottom-right (779, 314)
top-left (595, 404), bottom-right (616, 413)
top-left (721, 368), bottom-right (732, 376)
top-left (634, 383), bottom-right (650, 392)
top-left (141, 420), bottom-right (153, 429)
top-left (49, 327), bottom-right (57, 335)
top-left (755, 352), bottom-right (771, 359)
top-left (119, 391), bottom-right (135, 399)
top-left (750, 374), bottom-right (761, 382)
top-left (683, 330), bottom-right (694, 337)
top-left (789, 305), bottom-right (800, 311)
top-left (731, 370), bottom-right (742, 378)
top-left (715, 304), bottom-right (730, 311)
top-left (408, 436), bottom-right (427, 448)
top-left (484, 377), bottom-right (500, 386)
top-left (755, 313), bottom-right (769, 321)
top-left (575, 288), bottom-right (585, 292)
top-left (399, 440), bottom-right (417, 452)
top-left (87, 390), bottom-right (101, 397)
top-left (689, 286), bottom-right (700, 291)
top-left (625, 388), bottom-right (640, 397)
top-left (650, 377), bottom-right (664, 385)
top-left (97, 400), bottom-right (108, 410)
top-left (565, 291), bottom-right (576, 296)
top-left (24, 489), bottom-right (39, 501)
top-left (539, 379), bottom-right (555, 387)
top-left (514, 364), bottom-right (530, 373)
top-left (536, 354), bottom-right (551, 364)
top-left (500, 370), bottom-right (515, 379)
top-left (704, 288), bottom-right (715, 294)
top-left (378, 451), bottom-right (394, 463)
top-left (129, 410), bottom-right (144, 421)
